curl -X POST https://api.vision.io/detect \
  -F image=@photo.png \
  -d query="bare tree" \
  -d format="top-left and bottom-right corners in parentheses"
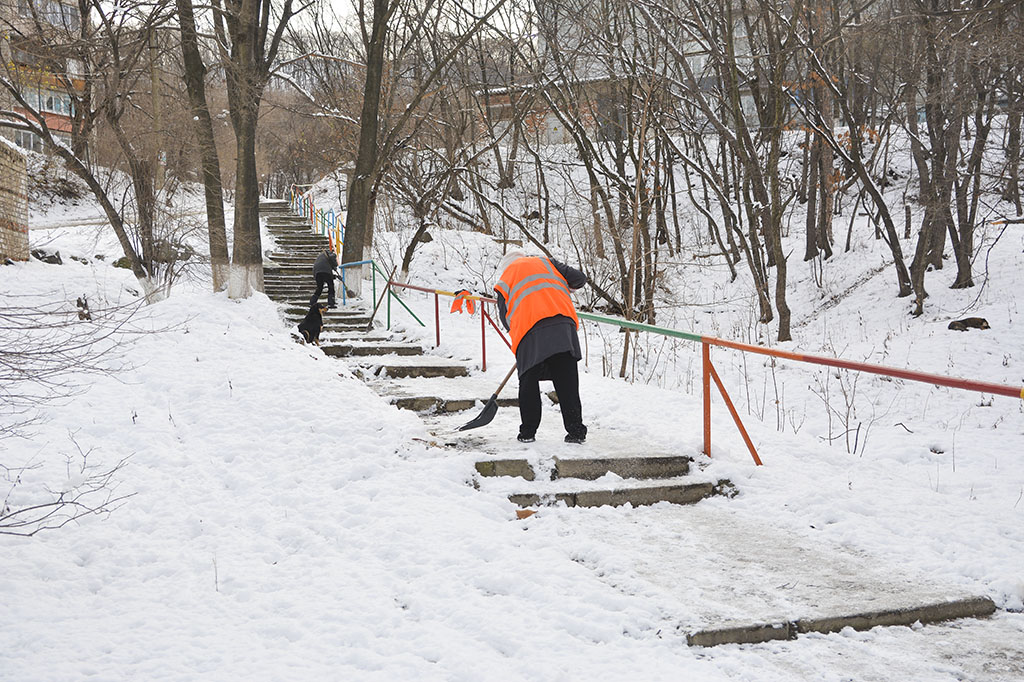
top-left (2, 440), bottom-right (133, 537)
top-left (341, 0), bottom-right (511, 295)
top-left (640, 0), bottom-right (800, 340)
top-left (1, 0), bottom-right (195, 302)
top-left (176, 0), bottom-right (231, 291)
top-left (211, 0), bottom-right (303, 298)
top-left (1, 296), bottom-right (143, 536)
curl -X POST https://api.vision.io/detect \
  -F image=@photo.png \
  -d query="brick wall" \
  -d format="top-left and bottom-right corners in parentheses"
top-left (0, 140), bottom-right (29, 262)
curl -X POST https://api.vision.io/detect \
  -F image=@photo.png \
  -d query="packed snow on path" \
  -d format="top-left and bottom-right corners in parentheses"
top-left (2, 205), bottom-right (1023, 681)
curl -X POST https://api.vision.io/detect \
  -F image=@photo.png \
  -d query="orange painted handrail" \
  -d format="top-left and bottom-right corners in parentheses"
top-left (378, 285), bottom-right (1024, 465)
top-left (578, 311), bottom-right (1022, 465)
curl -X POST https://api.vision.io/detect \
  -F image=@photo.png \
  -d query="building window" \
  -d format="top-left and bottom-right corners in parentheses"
top-left (21, 87), bottom-right (72, 116)
top-left (17, 0), bottom-right (81, 32)
top-left (14, 130), bottom-right (44, 153)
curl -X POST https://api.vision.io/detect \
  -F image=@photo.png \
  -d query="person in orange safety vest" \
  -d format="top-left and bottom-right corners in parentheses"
top-left (493, 251), bottom-right (588, 444)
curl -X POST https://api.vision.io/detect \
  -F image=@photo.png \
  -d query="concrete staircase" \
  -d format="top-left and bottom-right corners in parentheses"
top-left (259, 199), bottom-right (726, 513)
top-left (259, 198), bottom-right (1001, 648)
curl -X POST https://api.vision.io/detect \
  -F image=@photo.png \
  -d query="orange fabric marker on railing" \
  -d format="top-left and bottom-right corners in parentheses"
top-left (450, 290), bottom-right (476, 315)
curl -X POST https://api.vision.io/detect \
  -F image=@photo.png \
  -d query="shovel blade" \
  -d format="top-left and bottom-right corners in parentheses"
top-left (458, 394), bottom-right (499, 431)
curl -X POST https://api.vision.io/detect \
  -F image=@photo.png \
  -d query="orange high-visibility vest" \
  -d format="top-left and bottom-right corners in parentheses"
top-left (494, 256), bottom-right (578, 354)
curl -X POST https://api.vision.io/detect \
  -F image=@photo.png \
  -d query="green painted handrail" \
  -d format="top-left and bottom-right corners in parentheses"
top-left (576, 311), bottom-right (703, 343)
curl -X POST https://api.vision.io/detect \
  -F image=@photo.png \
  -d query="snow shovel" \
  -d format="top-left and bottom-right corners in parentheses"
top-left (458, 363), bottom-right (518, 431)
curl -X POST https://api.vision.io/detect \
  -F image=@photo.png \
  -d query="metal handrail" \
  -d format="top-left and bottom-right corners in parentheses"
top-left (288, 187), bottom-right (345, 255)
top-left (375, 280), bottom-right (1023, 465)
top-left (336, 259), bottom-right (425, 328)
top-left (576, 310), bottom-right (1023, 464)
top-left (577, 312), bottom-right (1023, 400)
top-left (385, 281), bottom-right (510, 371)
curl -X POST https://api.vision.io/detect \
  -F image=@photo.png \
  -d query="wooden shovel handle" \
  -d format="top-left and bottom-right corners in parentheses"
top-left (494, 363), bottom-right (517, 396)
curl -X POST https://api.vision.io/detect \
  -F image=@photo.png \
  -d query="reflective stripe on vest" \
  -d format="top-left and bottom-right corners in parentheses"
top-left (494, 257), bottom-right (578, 353)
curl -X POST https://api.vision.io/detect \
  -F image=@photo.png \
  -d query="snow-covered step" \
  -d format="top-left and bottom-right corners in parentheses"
top-left (593, 503), bottom-right (1001, 649)
top-left (258, 199), bottom-right (290, 213)
top-left (321, 341), bottom-right (423, 357)
top-left (474, 454), bottom-right (692, 481)
top-left (280, 307), bottom-right (371, 323)
top-left (352, 355), bottom-right (470, 379)
top-left (687, 597), bottom-right (997, 647)
top-left (372, 370), bottom-right (518, 414)
top-left (474, 460), bottom-right (728, 508)
top-left (264, 215), bottom-right (309, 223)
top-left (507, 480), bottom-right (724, 509)
top-left (265, 236), bottom-right (327, 245)
top-left (389, 395), bottom-right (519, 414)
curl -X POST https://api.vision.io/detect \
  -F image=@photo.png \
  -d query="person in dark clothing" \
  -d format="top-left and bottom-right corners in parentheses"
top-left (311, 248), bottom-right (339, 308)
top-left (493, 251), bottom-right (588, 444)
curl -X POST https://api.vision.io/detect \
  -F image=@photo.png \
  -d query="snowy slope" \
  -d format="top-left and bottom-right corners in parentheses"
top-left (2, 170), bottom-right (1023, 680)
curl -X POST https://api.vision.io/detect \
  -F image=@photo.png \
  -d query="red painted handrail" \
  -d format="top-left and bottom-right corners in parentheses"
top-left (387, 281), bottom-right (511, 371)
top-left (380, 281), bottom-right (1023, 465)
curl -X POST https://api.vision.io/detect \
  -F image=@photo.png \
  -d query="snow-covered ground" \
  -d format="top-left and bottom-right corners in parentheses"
top-left (2, 164), bottom-right (1023, 680)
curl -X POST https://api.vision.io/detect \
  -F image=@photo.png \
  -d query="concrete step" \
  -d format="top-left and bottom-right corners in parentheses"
top-left (321, 332), bottom-right (395, 343)
top-left (266, 289), bottom-right (316, 298)
top-left (321, 342), bottom-right (423, 358)
top-left (355, 360), bottom-right (470, 380)
top-left (685, 596), bottom-right (997, 648)
top-left (266, 231), bottom-right (316, 239)
top-left (390, 396), bottom-right (518, 414)
top-left (263, 266), bottom-right (317, 273)
top-left (264, 288), bottom-right (320, 296)
top-left (263, 262), bottom-right (313, 269)
top-left (507, 480), bottom-right (727, 509)
top-left (475, 454), bottom-right (692, 481)
top-left (267, 246), bottom-right (327, 253)
top-left (283, 312), bottom-right (372, 325)
top-left (266, 224), bottom-right (313, 232)
top-left (267, 235), bottom-right (319, 242)
top-left (266, 218), bottom-right (316, 225)
top-left (266, 254), bottom-right (326, 262)
top-left (268, 238), bottom-right (324, 244)
top-left (264, 283), bottom-right (319, 292)
top-left (280, 306), bottom-right (369, 320)
top-left (276, 302), bottom-right (364, 312)
top-left (268, 240), bottom-right (326, 248)
top-left (259, 201), bottom-right (291, 213)
top-left (263, 211), bottom-right (304, 218)
top-left (264, 214), bottom-right (307, 221)
top-left (266, 255), bottom-right (320, 262)
top-left (267, 291), bottom-right (348, 301)
top-left (268, 236), bottom-right (327, 244)
top-left (266, 255), bottom-right (325, 263)
top-left (285, 323), bottom-right (374, 335)
top-left (266, 261), bottom-right (316, 269)
top-left (264, 275), bottom-right (322, 282)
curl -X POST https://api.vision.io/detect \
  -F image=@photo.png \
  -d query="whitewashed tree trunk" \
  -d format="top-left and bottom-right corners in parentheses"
top-left (228, 263), bottom-right (264, 300)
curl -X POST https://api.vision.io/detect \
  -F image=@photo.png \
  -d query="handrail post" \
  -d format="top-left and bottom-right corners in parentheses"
top-left (709, 362), bottom-right (763, 466)
top-left (434, 292), bottom-right (441, 347)
top-left (480, 301), bottom-right (487, 371)
top-left (703, 341), bottom-right (711, 457)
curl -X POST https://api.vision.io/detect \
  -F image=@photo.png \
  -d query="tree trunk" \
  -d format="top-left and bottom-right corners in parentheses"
top-left (229, 107), bottom-right (265, 298)
top-left (177, 0), bottom-right (230, 292)
top-left (804, 136), bottom-right (820, 260)
top-left (342, 0), bottom-right (390, 297)
top-left (1004, 76), bottom-right (1022, 213)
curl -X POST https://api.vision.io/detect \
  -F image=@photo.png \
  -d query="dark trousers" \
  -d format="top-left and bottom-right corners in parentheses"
top-left (518, 351), bottom-right (586, 439)
top-left (310, 272), bottom-right (335, 306)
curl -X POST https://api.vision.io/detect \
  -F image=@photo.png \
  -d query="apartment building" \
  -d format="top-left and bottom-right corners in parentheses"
top-left (1, 0), bottom-right (84, 152)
